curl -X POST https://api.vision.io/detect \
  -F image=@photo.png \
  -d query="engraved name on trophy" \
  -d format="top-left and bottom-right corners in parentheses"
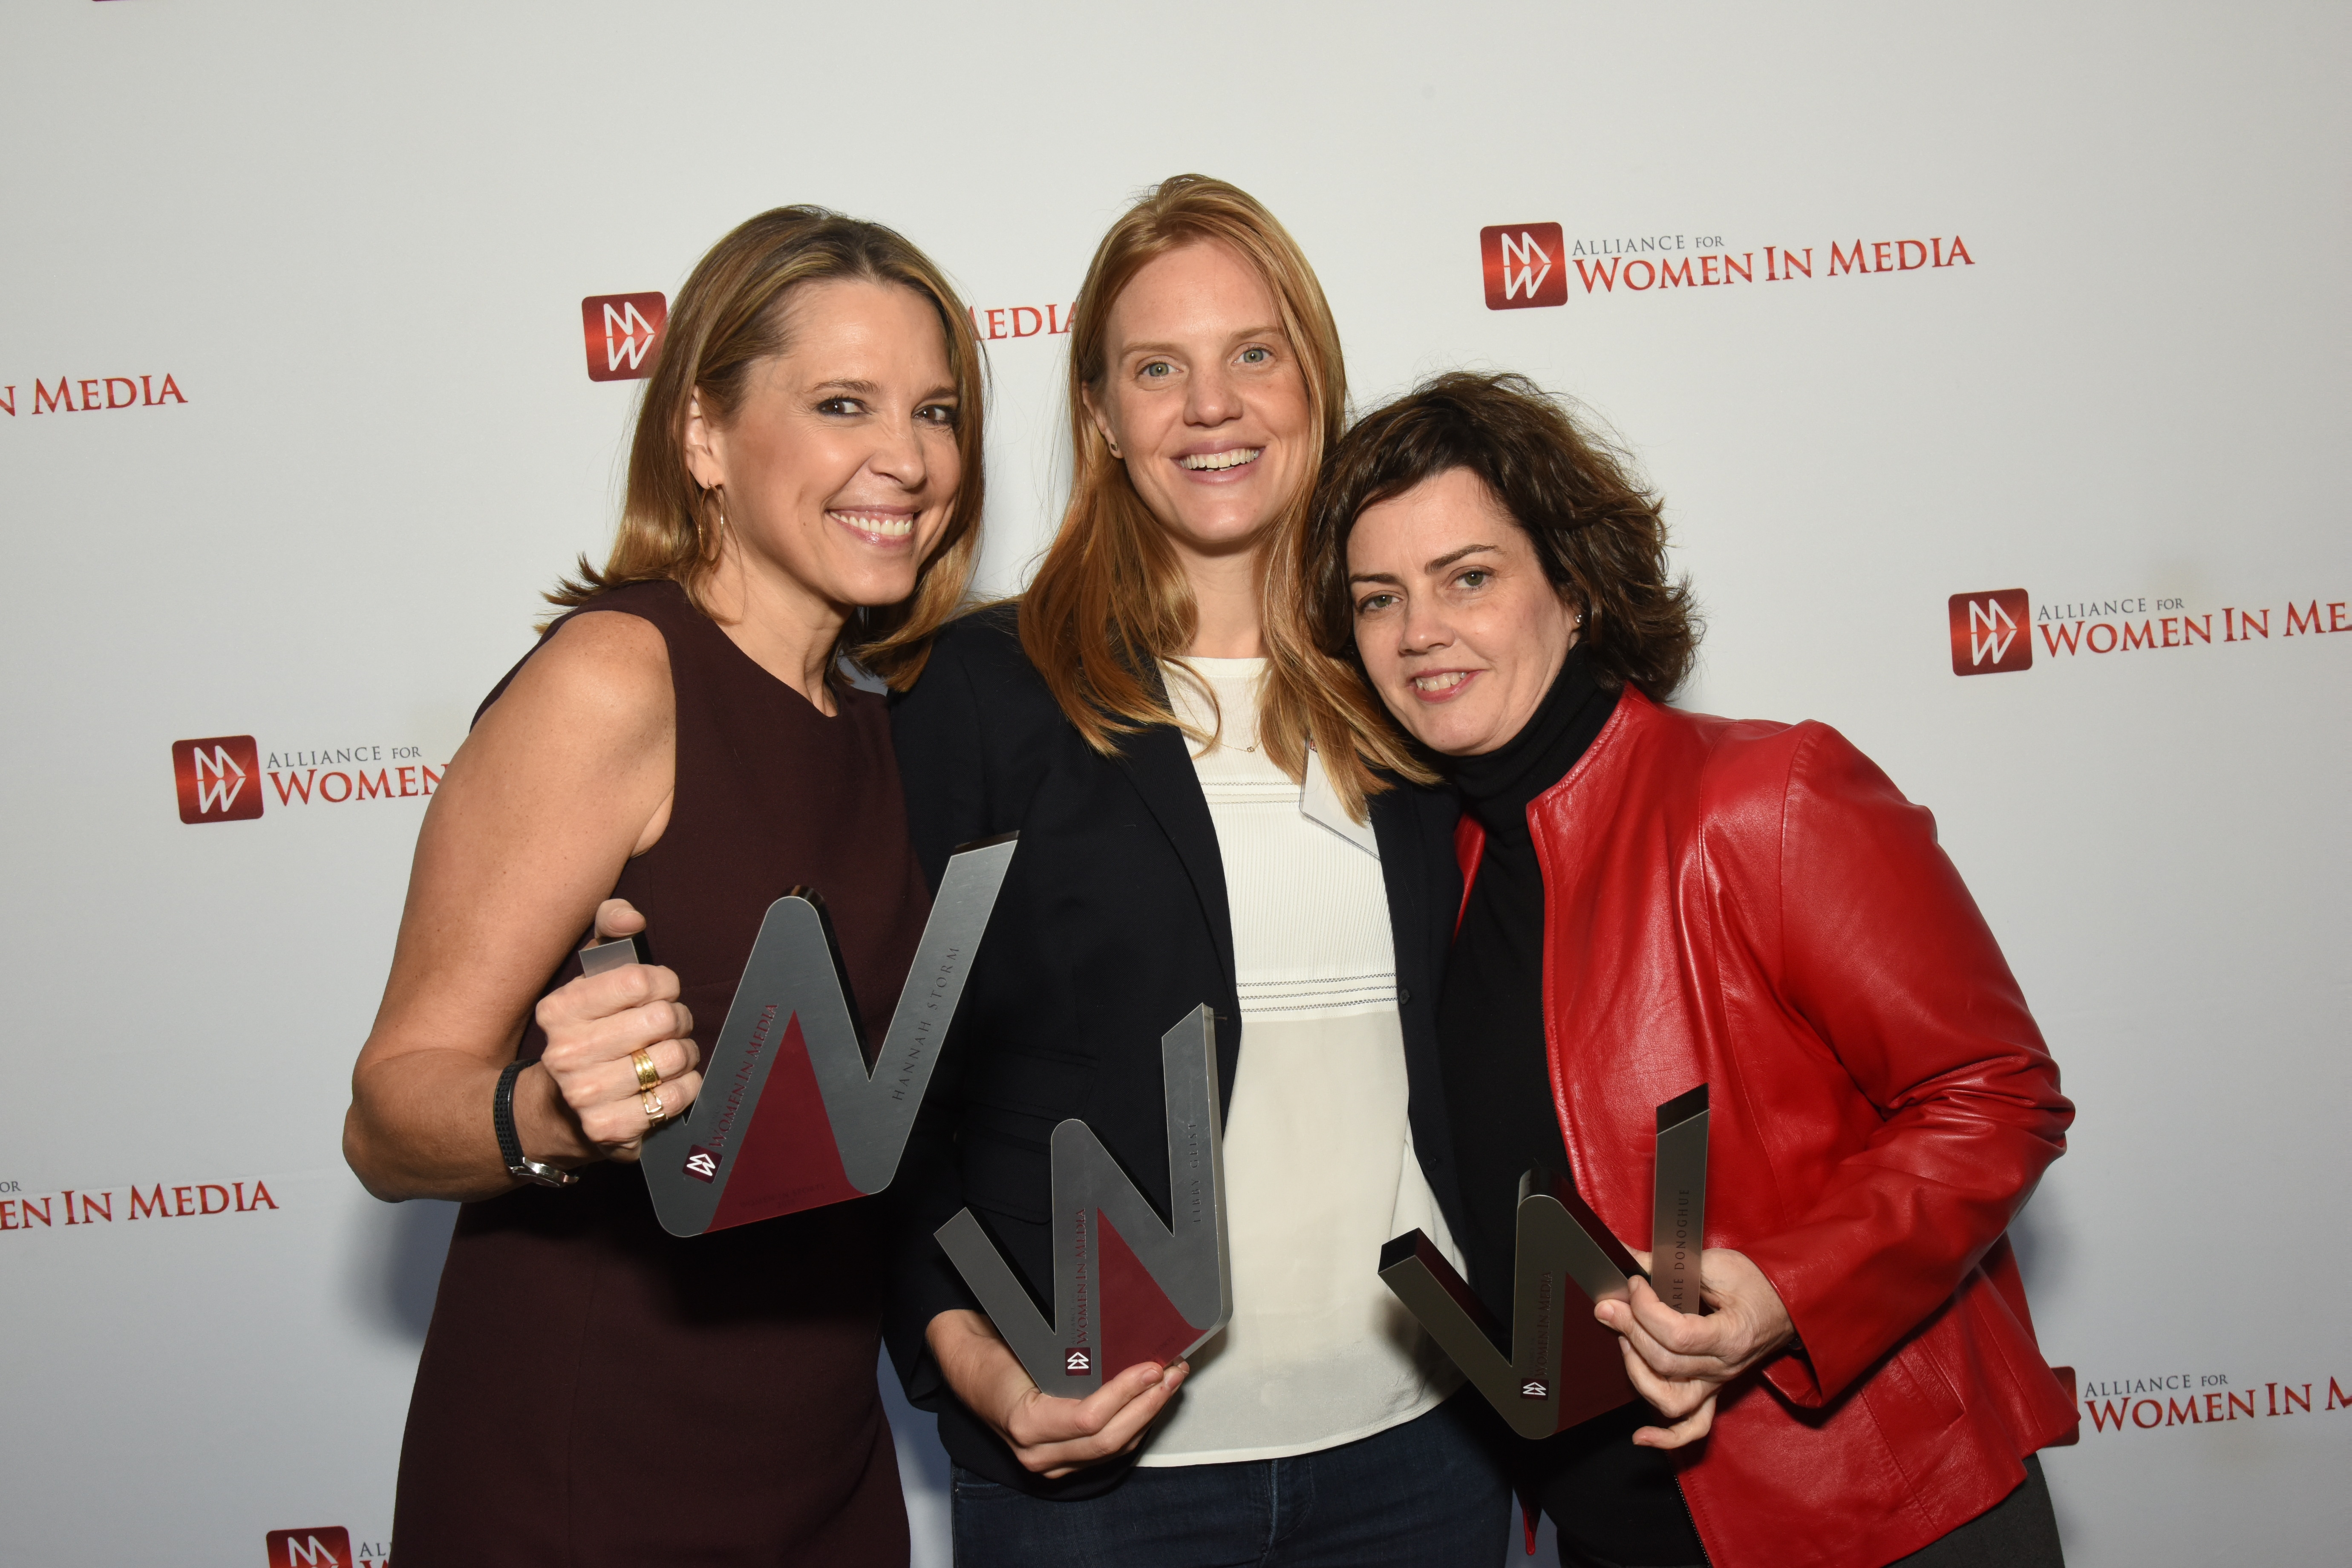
top-left (1649, 1085), bottom-right (1710, 1315)
top-left (1378, 1084), bottom-right (1710, 1438)
top-left (597, 833), bottom-right (1016, 1237)
top-left (933, 1005), bottom-right (1234, 1394)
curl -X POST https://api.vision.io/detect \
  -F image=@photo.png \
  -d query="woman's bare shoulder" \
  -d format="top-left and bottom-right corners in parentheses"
top-left (487, 608), bottom-right (674, 744)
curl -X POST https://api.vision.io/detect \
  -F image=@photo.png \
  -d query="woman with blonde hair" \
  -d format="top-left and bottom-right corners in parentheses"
top-left (345, 205), bottom-right (984, 1566)
top-left (885, 175), bottom-right (1511, 1564)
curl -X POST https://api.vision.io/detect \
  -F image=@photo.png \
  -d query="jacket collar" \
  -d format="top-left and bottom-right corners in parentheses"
top-left (1529, 682), bottom-right (1644, 816)
top-left (1456, 684), bottom-right (1650, 902)
top-left (1113, 718), bottom-right (1237, 995)
top-left (1115, 669), bottom-right (1456, 1007)
top-left (1303, 747), bottom-right (1382, 854)
top-left (1366, 781), bottom-right (1434, 961)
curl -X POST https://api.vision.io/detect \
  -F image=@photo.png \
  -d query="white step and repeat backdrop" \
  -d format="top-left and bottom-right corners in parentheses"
top-left (3, 3), bottom-right (2345, 1564)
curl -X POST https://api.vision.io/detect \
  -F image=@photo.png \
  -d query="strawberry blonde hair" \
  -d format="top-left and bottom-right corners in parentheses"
top-left (1019, 175), bottom-right (1427, 814)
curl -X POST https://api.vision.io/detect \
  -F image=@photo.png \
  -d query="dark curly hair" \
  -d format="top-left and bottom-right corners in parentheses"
top-left (1301, 371), bottom-right (1700, 700)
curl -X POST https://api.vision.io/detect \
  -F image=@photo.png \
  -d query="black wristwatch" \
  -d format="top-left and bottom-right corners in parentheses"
top-left (494, 1059), bottom-right (576, 1188)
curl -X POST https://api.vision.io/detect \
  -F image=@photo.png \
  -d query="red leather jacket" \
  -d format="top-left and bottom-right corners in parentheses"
top-left (1457, 688), bottom-right (2075, 1568)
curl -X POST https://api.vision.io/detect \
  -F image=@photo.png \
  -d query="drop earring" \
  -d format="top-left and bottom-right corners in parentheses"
top-left (706, 485), bottom-right (729, 557)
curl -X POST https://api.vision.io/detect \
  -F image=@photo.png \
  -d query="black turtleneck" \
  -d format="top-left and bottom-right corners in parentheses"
top-left (1437, 647), bottom-right (1616, 1321)
top-left (1436, 650), bottom-right (1705, 1568)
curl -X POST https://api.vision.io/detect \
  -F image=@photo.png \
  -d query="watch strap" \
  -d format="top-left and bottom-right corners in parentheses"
top-left (493, 1059), bottom-right (575, 1187)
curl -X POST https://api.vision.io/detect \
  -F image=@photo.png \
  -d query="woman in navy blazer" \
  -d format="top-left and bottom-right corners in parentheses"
top-left (884, 176), bottom-right (1511, 1566)
top-left (885, 599), bottom-right (1468, 1464)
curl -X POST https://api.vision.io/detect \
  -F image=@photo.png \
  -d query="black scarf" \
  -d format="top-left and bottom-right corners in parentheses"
top-left (1435, 651), bottom-right (1703, 1567)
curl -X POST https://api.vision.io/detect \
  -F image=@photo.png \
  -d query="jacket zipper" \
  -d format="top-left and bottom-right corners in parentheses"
top-left (1523, 706), bottom-right (1712, 1568)
top-left (1675, 1477), bottom-right (1714, 1566)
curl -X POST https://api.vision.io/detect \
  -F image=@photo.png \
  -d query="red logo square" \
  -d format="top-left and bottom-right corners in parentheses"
top-left (172, 735), bottom-right (263, 823)
top-left (1064, 1347), bottom-right (1092, 1376)
top-left (1520, 1378), bottom-right (1550, 1400)
top-left (683, 1145), bottom-right (720, 1183)
top-left (582, 292), bottom-right (668, 382)
top-left (265, 1527), bottom-right (352, 1568)
top-left (1480, 225), bottom-right (1568, 310)
top-left (1948, 590), bottom-right (2032, 676)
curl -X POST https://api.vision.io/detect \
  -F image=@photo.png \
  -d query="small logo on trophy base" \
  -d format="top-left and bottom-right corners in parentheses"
top-left (1520, 1379), bottom-right (1550, 1400)
top-left (1064, 1348), bottom-right (1093, 1376)
top-left (683, 1147), bottom-right (720, 1183)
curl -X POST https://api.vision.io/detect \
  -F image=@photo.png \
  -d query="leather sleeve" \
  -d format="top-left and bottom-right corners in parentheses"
top-left (1734, 724), bottom-right (2072, 1406)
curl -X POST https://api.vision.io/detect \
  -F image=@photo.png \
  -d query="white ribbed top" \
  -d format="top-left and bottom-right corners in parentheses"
top-left (1136, 657), bottom-right (1462, 1467)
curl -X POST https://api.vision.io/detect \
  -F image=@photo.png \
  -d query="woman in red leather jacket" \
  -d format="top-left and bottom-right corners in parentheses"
top-left (1296, 371), bottom-right (2076, 1568)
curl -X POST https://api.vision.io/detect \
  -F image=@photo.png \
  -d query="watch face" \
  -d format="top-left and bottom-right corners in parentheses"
top-left (519, 1159), bottom-right (575, 1188)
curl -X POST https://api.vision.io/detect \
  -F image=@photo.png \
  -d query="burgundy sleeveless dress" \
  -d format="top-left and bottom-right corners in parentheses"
top-left (392, 580), bottom-right (924, 1567)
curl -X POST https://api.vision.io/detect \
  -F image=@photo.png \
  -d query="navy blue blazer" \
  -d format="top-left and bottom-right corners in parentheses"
top-left (883, 605), bottom-right (1467, 1496)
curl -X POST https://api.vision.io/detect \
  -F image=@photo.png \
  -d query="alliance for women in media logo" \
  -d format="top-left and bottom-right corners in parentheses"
top-left (170, 735), bottom-right (446, 824)
top-left (582, 291), bottom-right (668, 382)
top-left (265, 1525), bottom-right (389, 1568)
top-left (1948, 590), bottom-right (2032, 675)
top-left (1479, 224), bottom-right (1569, 310)
top-left (1946, 587), bottom-right (2348, 677)
top-left (1479, 220), bottom-right (1977, 311)
top-left (172, 735), bottom-right (265, 823)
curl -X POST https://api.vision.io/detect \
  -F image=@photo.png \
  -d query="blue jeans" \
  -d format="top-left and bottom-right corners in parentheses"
top-left (951, 1395), bottom-right (1511, 1567)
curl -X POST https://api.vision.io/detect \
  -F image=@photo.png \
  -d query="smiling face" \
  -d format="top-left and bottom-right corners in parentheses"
top-left (1083, 241), bottom-right (1314, 564)
top-left (1346, 466), bottom-right (1582, 756)
top-left (686, 277), bottom-right (962, 617)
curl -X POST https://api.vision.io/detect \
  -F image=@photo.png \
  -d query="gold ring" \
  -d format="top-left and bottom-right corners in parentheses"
top-left (640, 1089), bottom-right (666, 1123)
top-left (631, 1049), bottom-right (660, 1093)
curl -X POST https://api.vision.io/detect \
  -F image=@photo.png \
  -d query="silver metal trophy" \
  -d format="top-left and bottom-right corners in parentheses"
top-left (1650, 1085), bottom-right (1710, 1315)
top-left (934, 1006), bottom-right (1233, 1394)
top-left (1378, 1084), bottom-right (1711, 1438)
top-left (601, 833), bottom-right (1016, 1237)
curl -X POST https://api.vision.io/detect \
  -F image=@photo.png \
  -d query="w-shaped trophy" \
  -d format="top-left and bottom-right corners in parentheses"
top-left (934, 1006), bottom-right (1234, 1392)
top-left (598, 833), bottom-right (1017, 1237)
top-left (1379, 1086), bottom-right (1710, 1438)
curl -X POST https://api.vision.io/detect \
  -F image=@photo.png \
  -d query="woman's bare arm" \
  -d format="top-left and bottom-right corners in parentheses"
top-left (343, 611), bottom-right (696, 1202)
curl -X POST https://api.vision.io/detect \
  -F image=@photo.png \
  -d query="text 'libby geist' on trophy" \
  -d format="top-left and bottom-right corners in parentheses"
top-left (934, 1006), bottom-right (1234, 1394)
top-left (1378, 1085), bottom-right (1710, 1438)
top-left (591, 834), bottom-right (1017, 1237)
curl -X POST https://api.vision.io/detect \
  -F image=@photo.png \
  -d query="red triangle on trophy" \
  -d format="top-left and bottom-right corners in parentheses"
top-left (707, 1013), bottom-right (860, 1229)
top-left (1097, 1210), bottom-right (1204, 1375)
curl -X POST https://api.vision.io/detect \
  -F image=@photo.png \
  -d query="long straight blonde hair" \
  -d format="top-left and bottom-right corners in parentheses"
top-left (1018, 175), bottom-right (1427, 814)
top-left (551, 205), bottom-right (986, 689)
